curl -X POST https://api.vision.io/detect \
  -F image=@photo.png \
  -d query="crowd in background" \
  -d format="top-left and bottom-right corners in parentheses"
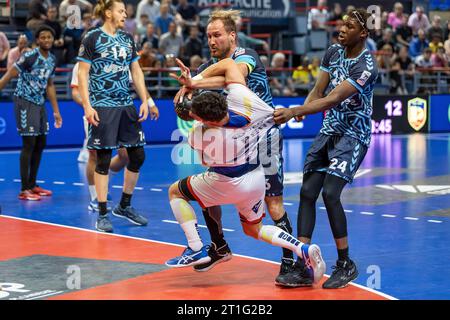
top-left (0, 0), bottom-right (449, 96)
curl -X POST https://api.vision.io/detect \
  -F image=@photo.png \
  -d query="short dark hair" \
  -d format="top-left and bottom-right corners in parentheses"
top-left (191, 91), bottom-right (228, 123)
top-left (35, 25), bottom-right (56, 39)
top-left (347, 8), bottom-right (371, 32)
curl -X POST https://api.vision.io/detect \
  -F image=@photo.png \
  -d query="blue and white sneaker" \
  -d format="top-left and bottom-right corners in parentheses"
top-left (165, 246), bottom-right (211, 268)
top-left (88, 199), bottom-right (112, 212)
top-left (301, 244), bottom-right (326, 284)
top-left (112, 205), bottom-right (148, 226)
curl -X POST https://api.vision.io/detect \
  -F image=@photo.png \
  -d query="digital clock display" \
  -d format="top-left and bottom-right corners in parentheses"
top-left (371, 95), bottom-right (429, 134)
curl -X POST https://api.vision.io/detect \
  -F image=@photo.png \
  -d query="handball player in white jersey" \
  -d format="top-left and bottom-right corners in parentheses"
top-left (164, 58), bottom-right (326, 285)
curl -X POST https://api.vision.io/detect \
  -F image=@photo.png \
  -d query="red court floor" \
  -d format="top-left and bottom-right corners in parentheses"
top-left (0, 216), bottom-right (391, 300)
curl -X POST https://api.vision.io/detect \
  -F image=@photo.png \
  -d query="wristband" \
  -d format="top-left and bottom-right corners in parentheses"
top-left (147, 97), bottom-right (156, 108)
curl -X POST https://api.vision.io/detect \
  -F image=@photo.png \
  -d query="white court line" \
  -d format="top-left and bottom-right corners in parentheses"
top-left (73, 183), bottom-right (85, 186)
top-left (428, 220), bottom-right (443, 224)
top-left (283, 202), bottom-right (293, 206)
top-left (0, 215), bottom-right (397, 300)
top-left (25, 291), bottom-right (65, 300)
top-left (150, 188), bottom-right (163, 192)
top-left (344, 209), bottom-right (353, 213)
top-left (112, 185), bottom-right (123, 189)
top-left (382, 214), bottom-right (396, 218)
top-left (53, 181), bottom-right (65, 185)
top-left (404, 217), bottom-right (419, 221)
top-left (361, 212), bottom-right (375, 215)
top-left (13, 179), bottom-right (21, 182)
top-left (319, 207), bottom-right (326, 210)
top-left (162, 219), bottom-right (235, 232)
top-left (36, 180), bottom-right (45, 184)
top-left (134, 187), bottom-right (143, 191)
top-left (0, 178), bottom-right (4, 182)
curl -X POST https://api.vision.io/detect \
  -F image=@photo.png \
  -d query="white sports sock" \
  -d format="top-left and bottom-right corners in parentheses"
top-left (258, 225), bottom-right (306, 259)
top-left (88, 185), bottom-right (97, 201)
top-left (170, 198), bottom-right (203, 251)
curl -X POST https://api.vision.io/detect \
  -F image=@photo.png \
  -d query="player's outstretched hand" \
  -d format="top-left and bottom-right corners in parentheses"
top-left (173, 86), bottom-right (193, 105)
top-left (85, 106), bottom-right (99, 126)
top-left (150, 105), bottom-right (159, 120)
top-left (273, 108), bottom-right (295, 124)
top-left (54, 112), bottom-right (62, 128)
top-left (138, 102), bottom-right (149, 122)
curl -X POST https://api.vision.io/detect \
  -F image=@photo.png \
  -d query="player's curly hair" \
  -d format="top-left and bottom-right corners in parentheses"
top-left (191, 91), bottom-right (228, 123)
top-left (208, 9), bottom-right (241, 33)
top-left (346, 8), bottom-right (371, 33)
top-left (94, 0), bottom-right (123, 21)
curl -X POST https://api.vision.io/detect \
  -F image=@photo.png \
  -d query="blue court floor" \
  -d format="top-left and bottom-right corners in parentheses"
top-left (0, 133), bottom-right (449, 300)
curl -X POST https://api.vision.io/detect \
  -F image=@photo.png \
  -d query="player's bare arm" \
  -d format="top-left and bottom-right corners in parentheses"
top-left (46, 78), bottom-right (62, 128)
top-left (131, 61), bottom-right (149, 122)
top-left (0, 67), bottom-right (18, 90)
top-left (78, 61), bottom-right (99, 126)
top-left (274, 77), bottom-right (358, 125)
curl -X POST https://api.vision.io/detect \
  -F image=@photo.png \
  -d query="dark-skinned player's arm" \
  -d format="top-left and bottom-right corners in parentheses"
top-left (274, 76), bottom-right (358, 124)
top-left (46, 78), bottom-right (63, 128)
top-left (0, 67), bottom-right (18, 90)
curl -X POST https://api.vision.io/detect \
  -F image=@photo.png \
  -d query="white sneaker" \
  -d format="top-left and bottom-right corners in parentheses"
top-left (77, 148), bottom-right (89, 163)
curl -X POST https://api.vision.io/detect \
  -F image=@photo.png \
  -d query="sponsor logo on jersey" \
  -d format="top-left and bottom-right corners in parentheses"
top-left (357, 70), bottom-right (372, 86)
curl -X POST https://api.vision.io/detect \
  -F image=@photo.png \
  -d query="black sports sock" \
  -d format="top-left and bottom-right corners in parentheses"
top-left (29, 135), bottom-right (46, 189)
top-left (202, 207), bottom-right (226, 248)
top-left (99, 202), bottom-right (108, 216)
top-left (274, 212), bottom-right (294, 261)
top-left (338, 247), bottom-right (350, 262)
top-left (120, 192), bottom-right (132, 209)
top-left (20, 136), bottom-right (36, 191)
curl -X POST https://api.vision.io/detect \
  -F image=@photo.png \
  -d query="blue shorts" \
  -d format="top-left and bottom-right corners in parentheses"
top-left (303, 133), bottom-right (368, 183)
top-left (259, 126), bottom-right (284, 197)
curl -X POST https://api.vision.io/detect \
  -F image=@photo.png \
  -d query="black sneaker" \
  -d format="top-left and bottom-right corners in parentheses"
top-left (193, 242), bottom-right (232, 272)
top-left (275, 259), bottom-right (313, 287)
top-left (322, 259), bottom-right (358, 289)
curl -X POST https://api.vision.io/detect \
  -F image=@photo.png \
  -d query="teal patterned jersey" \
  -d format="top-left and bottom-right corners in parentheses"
top-left (77, 27), bottom-right (139, 107)
top-left (319, 44), bottom-right (378, 146)
top-left (14, 48), bottom-right (56, 106)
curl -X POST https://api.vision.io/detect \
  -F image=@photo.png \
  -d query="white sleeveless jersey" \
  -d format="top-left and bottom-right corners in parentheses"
top-left (189, 83), bottom-right (275, 168)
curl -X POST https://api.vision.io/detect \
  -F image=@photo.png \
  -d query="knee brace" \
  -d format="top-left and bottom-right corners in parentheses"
top-left (95, 149), bottom-right (112, 175)
top-left (126, 147), bottom-right (145, 173)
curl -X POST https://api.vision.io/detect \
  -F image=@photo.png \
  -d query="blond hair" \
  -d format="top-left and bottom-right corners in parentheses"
top-left (94, 0), bottom-right (123, 21)
top-left (208, 9), bottom-right (241, 33)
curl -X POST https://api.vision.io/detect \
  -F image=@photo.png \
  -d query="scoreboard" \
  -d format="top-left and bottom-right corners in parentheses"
top-left (371, 95), bottom-right (429, 134)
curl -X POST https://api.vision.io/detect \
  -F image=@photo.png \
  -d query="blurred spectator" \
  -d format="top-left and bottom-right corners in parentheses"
top-left (260, 55), bottom-right (269, 69)
top-left (136, 0), bottom-right (161, 27)
top-left (164, 54), bottom-right (180, 88)
top-left (445, 21), bottom-right (450, 42)
top-left (391, 46), bottom-right (415, 94)
top-left (377, 44), bottom-right (395, 70)
top-left (395, 15), bottom-right (413, 48)
top-left (137, 14), bottom-right (150, 39)
top-left (409, 29), bottom-right (429, 58)
top-left (309, 0), bottom-right (329, 30)
top-left (408, 6), bottom-right (431, 35)
top-left (155, 3), bottom-right (174, 37)
top-left (45, 6), bottom-right (65, 66)
top-left (7, 35), bottom-right (30, 70)
top-left (328, 3), bottom-right (343, 23)
top-left (270, 52), bottom-right (296, 96)
top-left (331, 30), bottom-right (340, 45)
top-left (189, 55), bottom-right (203, 71)
top-left (182, 26), bottom-right (203, 66)
top-left (292, 56), bottom-right (311, 87)
top-left (366, 36), bottom-right (377, 52)
top-left (141, 22), bottom-right (159, 51)
top-left (387, 2), bottom-right (405, 31)
top-left (377, 28), bottom-right (396, 51)
top-left (0, 31), bottom-right (10, 68)
top-left (415, 48), bottom-right (433, 68)
top-left (431, 46), bottom-right (449, 68)
top-left (125, 3), bottom-right (137, 36)
top-left (162, 0), bottom-right (177, 17)
top-left (428, 15), bottom-right (444, 42)
top-left (235, 16), bottom-right (269, 52)
top-left (27, 0), bottom-right (48, 34)
top-left (159, 21), bottom-right (183, 57)
top-left (430, 34), bottom-right (444, 53)
top-left (310, 57), bottom-right (321, 80)
top-left (175, 0), bottom-right (199, 38)
top-left (444, 32), bottom-right (450, 58)
top-left (59, 0), bottom-right (93, 23)
top-left (138, 42), bottom-right (157, 68)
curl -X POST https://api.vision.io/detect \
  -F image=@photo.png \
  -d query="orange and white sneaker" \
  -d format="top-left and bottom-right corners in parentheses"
top-left (31, 186), bottom-right (53, 197)
top-left (18, 190), bottom-right (41, 201)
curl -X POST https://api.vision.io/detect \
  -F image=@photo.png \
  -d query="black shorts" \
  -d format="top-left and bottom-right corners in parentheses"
top-left (303, 133), bottom-right (368, 183)
top-left (87, 106), bottom-right (146, 150)
top-left (259, 126), bottom-right (284, 197)
top-left (14, 97), bottom-right (48, 136)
